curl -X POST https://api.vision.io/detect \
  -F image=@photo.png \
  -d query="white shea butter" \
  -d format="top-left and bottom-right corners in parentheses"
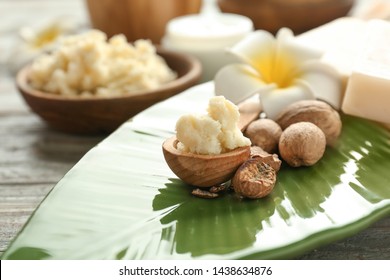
top-left (29, 30), bottom-right (176, 97)
top-left (176, 96), bottom-right (251, 155)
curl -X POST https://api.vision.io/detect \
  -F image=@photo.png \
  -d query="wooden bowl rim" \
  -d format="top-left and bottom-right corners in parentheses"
top-left (16, 47), bottom-right (201, 102)
top-left (270, 0), bottom-right (354, 7)
top-left (221, 0), bottom-right (354, 8)
top-left (163, 136), bottom-right (250, 160)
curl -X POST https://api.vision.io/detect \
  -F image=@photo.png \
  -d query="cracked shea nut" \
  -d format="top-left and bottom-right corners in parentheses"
top-left (245, 119), bottom-right (282, 153)
top-left (232, 158), bottom-right (277, 199)
top-left (250, 146), bottom-right (281, 172)
top-left (279, 122), bottom-right (326, 167)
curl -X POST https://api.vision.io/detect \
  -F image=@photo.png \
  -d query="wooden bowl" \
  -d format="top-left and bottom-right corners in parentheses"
top-left (218, 0), bottom-right (355, 34)
top-left (16, 48), bottom-right (201, 134)
top-left (86, 0), bottom-right (202, 44)
top-left (162, 136), bottom-right (250, 187)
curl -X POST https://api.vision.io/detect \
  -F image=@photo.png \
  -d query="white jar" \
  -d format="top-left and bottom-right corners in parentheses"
top-left (162, 13), bottom-right (253, 82)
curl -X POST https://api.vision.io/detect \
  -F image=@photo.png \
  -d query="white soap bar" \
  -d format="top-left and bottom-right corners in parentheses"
top-left (342, 20), bottom-right (390, 124)
top-left (296, 18), bottom-right (368, 89)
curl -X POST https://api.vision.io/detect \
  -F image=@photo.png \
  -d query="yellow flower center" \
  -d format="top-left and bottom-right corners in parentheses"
top-left (253, 49), bottom-right (300, 88)
top-left (31, 26), bottom-right (62, 49)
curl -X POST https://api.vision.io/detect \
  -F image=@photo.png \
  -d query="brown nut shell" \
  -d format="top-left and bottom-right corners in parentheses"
top-left (232, 158), bottom-right (276, 199)
top-left (275, 100), bottom-right (341, 146)
top-left (192, 188), bottom-right (219, 199)
top-left (245, 119), bottom-right (282, 153)
top-left (278, 122), bottom-right (326, 167)
top-left (250, 146), bottom-right (282, 172)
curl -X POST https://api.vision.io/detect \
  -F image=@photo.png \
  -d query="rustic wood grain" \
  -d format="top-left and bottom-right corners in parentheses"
top-left (0, 184), bottom-right (53, 252)
top-left (0, 0), bottom-right (389, 260)
top-left (298, 218), bottom-right (390, 260)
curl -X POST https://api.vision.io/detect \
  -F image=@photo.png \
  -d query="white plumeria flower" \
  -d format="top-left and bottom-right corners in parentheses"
top-left (7, 18), bottom-right (78, 74)
top-left (20, 19), bottom-right (70, 46)
top-left (214, 28), bottom-right (342, 120)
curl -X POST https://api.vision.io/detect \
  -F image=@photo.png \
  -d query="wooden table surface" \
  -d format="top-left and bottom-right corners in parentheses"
top-left (0, 0), bottom-right (389, 260)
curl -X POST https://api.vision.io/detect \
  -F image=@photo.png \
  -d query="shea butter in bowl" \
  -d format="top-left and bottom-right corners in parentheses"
top-left (16, 30), bottom-right (201, 134)
top-left (162, 96), bottom-right (261, 188)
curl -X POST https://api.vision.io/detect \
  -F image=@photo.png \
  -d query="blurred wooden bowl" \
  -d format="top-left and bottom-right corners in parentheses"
top-left (17, 48), bottom-right (201, 135)
top-left (218, 0), bottom-right (355, 34)
top-left (86, 0), bottom-right (202, 44)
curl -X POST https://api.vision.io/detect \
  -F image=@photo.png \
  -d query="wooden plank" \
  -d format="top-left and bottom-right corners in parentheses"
top-left (298, 218), bottom-right (390, 259)
top-left (0, 113), bottom-right (104, 184)
top-left (0, 114), bottom-right (104, 159)
top-left (0, 70), bottom-right (28, 115)
top-left (0, 184), bottom-right (54, 253)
